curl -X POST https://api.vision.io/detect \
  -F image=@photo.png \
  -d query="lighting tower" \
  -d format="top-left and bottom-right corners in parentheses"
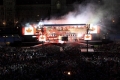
top-left (38, 19), bottom-right (44, 49)
top-left (86, 24), bottom-right (90, 53)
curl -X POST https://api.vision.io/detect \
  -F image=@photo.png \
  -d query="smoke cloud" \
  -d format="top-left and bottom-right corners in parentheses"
top-left (43, 0), bottom-right (118, 29)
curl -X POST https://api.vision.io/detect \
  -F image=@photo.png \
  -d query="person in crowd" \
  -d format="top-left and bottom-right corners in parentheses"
top-left (0, 42), bottom-right (120, 80)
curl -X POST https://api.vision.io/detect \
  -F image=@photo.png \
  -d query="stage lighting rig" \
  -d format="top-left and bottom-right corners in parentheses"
top-left (86, 24), bottom-right (90, 53)
top-left (37, 20), bottom-right (44, 30)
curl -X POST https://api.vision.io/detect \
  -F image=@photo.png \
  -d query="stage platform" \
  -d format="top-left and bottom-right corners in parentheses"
top-left (10, 40), bottom-right (112, 47)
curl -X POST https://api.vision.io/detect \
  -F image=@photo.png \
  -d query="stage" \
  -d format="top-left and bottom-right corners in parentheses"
top-left (9, 39), bottom-right (113, 47)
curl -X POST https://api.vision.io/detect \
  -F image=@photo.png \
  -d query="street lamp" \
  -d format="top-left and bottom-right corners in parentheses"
top-left (3, 22), bottom-right (6, 27)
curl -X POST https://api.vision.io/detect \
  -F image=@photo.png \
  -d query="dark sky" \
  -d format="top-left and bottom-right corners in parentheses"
top-left (16, 0), bottom-right (51, 5)
top-left (0, 0), bottom-right (51, 5)
top-left (0, 0), bottom-right (3, 5)
top-left (0, 0), bottom-right (86, 5)
top-left (0, 0), bottom-right (106, 5)
top-left (0, 0), bottom-right (120, 5)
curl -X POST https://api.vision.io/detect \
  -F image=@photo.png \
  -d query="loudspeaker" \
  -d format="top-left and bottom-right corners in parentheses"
top-left (62, 37), bottom-right (68, 41)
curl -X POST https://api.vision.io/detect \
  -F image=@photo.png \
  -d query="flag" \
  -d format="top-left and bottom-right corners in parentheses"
top-left (24, 26), bottom-right (35, 35)
top-left (84, 34), bottom-right (92, 40)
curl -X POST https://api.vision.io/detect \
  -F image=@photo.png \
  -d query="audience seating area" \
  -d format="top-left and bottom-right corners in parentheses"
top-left (0, 42), bottom-right (120, 80)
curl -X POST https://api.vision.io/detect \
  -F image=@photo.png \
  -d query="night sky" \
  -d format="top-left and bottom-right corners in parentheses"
top-left (0, 0), bottom-right (51, 5)
top-left (0, 0), bottom-right (3, 5)
top-left (16, 0), bottom-right (51, 5)
top-left (0, 0), bottom-right (107, 5)
top-left (15, 0), bottom-right (104, 5)
top-left (0, 0), bottom-right (119, 33)
top-left (0, 0), bottom-right (91, 5)
top-left (0, 0), bottom-right (119, 5)
top-left (16, 0), bottom-right (84, 5)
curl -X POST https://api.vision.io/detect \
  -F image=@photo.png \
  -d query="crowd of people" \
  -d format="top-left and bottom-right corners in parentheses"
top-left (0, 42), bottom-right (120, 80)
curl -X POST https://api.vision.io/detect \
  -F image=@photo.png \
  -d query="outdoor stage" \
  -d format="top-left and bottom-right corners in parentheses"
top-left (10, 38), bottom-right (114, 48)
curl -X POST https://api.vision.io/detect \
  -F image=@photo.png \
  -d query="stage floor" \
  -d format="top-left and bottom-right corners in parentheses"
top-left (10, 40), bottom-right (103, 47)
